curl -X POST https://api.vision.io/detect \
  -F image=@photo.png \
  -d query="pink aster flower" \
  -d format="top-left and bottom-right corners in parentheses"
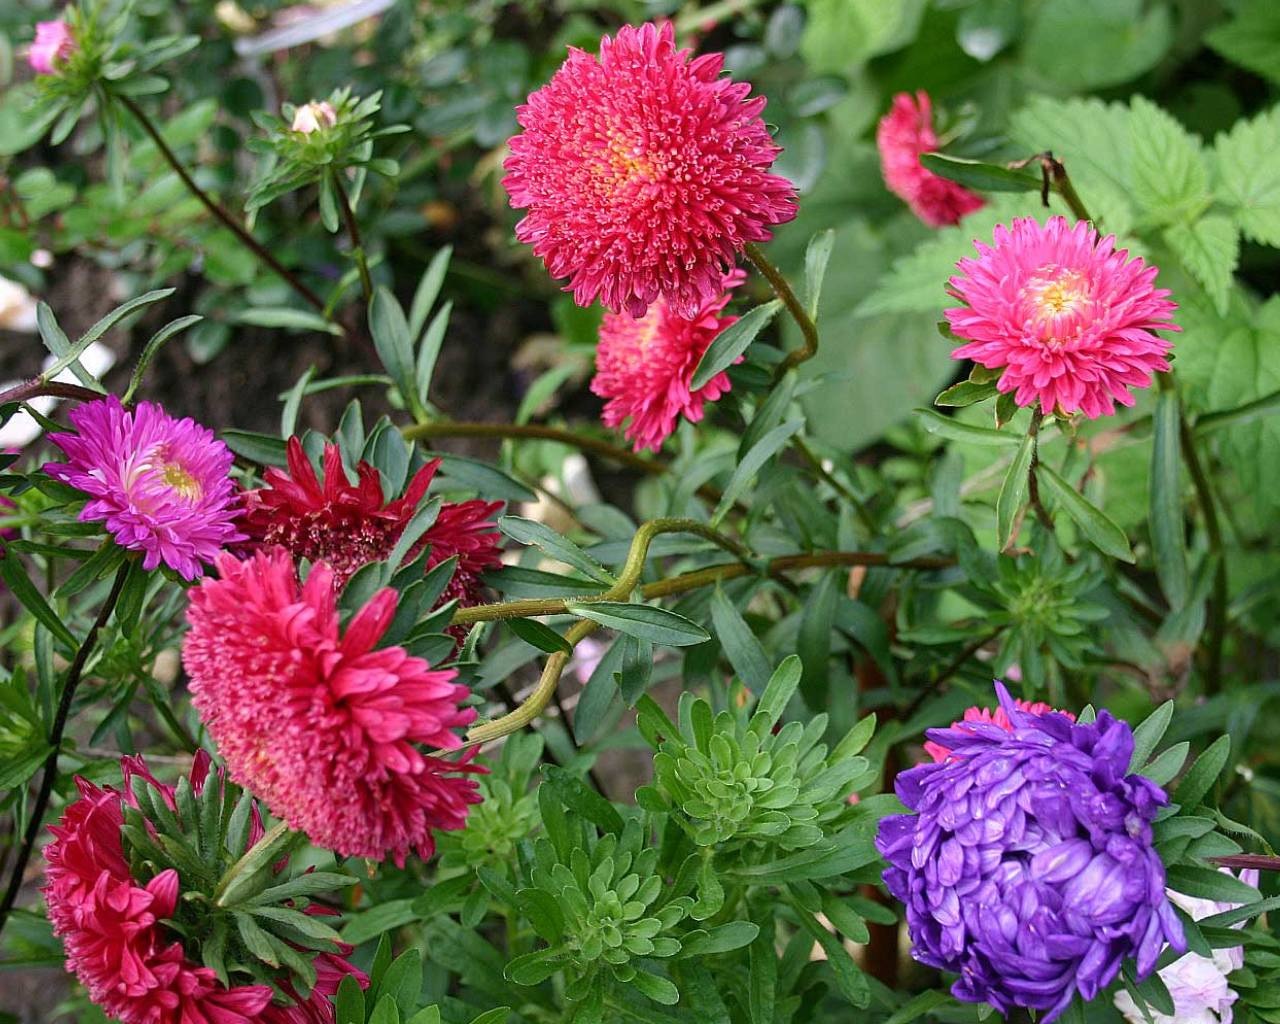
top-left (591, 269), bottom-right (744, 452)
top-left (183, 548), bottom-right (484, 865)
top-left (43, 753), bottom-right (363, 1024)
top-left (503, 21), bottom-right (797, 319)
top-left (945, 216), bottom-right (1179, 418)
top-left (876, 91), bottom-right (985, 228)
top-left (44, 397), bottom-right (243, 579)
top-left (29, 20), bottom-right (76, 75)
top-left (923, 691), bottom-right (1075, 763)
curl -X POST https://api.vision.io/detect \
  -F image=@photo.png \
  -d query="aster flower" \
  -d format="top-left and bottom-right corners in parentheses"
top-left (876, 91), bottom-right (985, 228)
top-left (44, 397), bottom-right (243, 579)
top-left (239, 438), bottom-right (503, 603)
top-left (876, 683), bottom-right (1185, 1023)
top-left (1114, 869), bottom-right (1257, 1024)
top-left (292, 100), bottom-right (337, 134)
top-left (29, 19), bottom-right (76, 75)
top-left (922, 695), bottom-right (1074, 762)
top-left (503, 21), bottom-right (796, 319)
top-left (591, 269), bottom-right (744, 452)
top-left (44, 754), bottom-right (361, 1024)
top-left (183, 548), bottom-right (484, 865)
top-left (945, 216), bottom-right (1179, 418)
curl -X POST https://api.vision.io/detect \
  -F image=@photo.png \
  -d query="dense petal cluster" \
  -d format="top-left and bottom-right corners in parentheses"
top-left (183, 549), bottom-right (483, 864)
top-left (29, 19), bottom-right (75, 74)
top-left (44, 397), bottom-right (242, 579)
top-left (44, 755), bottom-right (360, 1024)
top-left (1114, 870), bottom-right (1256, 1024)
top-left (876, 91), bottom-right (985, 227)
top-left (591, 269), bottom-right (744, 451)
top-left (503, 21), bottom-right (796, 319)
top-left (239, 438), bottom-right (503, 600)
top-left (292, 100), bottom-right (337, 134)
top-left (877, 684), bottom-right (1185, 1023)
top-left (923, 696), bottom-right (1074, 762)
top-left (945, 216), bottom-right (1179, 418)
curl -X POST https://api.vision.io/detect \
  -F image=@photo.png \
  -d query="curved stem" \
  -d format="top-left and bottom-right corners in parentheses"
top-left (116, 95), bottom-right (329, 315)
top-left (745, 242), bottom-right (819, 378)
top-left (0, 379), bottom-right (105, 407)
top-left (0, 564), bottom-right (129, 938)
top-left (330, 170), bottom-right (374, 306)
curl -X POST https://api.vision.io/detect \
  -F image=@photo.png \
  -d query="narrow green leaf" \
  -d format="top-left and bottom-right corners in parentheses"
top-left (1166, 865), bottom-right (1261, 904)
top-left (754, 656), bottom-right (802, 729)
top-left (882, 991), bottom-right (952, 1024)
top-left (499, 516), bottom-right (615, 584)
top-left (712, 419), bottom-right (803, 523)
top-left (37, 302), bottom-right (102, 391)
top-left (409, 246), bottom-right (453, 343)
top-left (1175, 736), bottom-right (1231, 810)
top-left (1036, 462), bottom-right (1135, 562)
top-left (1128, 701), bottom-right (1175, 774)
top-left (935, 379), bottom-right (999, 407)
top-left (235, 307), bottom-right (341, 334)
top-left (565, 601), bottom-right (710, 647)
top-left (124, 315), bottom-right (202, 403)
top-left (280, 366), bottom-right (317, 438)
top-left (709, 587), bottom-right (772, 694)
top-left (542, 765), bottom-right (625, 835)
top-left (434, 454), bottom-right (535, 503)
top-left (803, 229), bottom-right (836, 318)
top-left (0, 554), bottom-right (78, 649)
top-left (797, 572), bottom-right (837, 710)
top-left (1141, 741), bottom-right (1189, 786)
top-left (369, 287), bottom-right (418, 412)
top-left (916, 408), bottom-right (1020, 447)
top-left (691, 300), bottom-right (782, 390)
top-left (506, 617), bottom-right (573, 654)
top-left (919, 152), bottom-right (1044, 193)
top-left (1150, 389), bottom-right (1189, 609)
top-left (996, 435), bottom-right (1035, 551)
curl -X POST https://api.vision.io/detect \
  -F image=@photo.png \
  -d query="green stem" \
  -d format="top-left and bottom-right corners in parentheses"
top-left (402, 420), bottom-right (663, 477)
top-left (793, 436), bottom-right (875, 533)
top-left (0, 564), bottom-right (129, 938)
top-left (1044, 155), bottom-right (1094, 224)
top-left (116, 94), bottom-right (329, 315)
top-left (1026, 412), bottom-right (1056, 535)
top-left (330, 170), bottom-right (374, 306)
top-left (745, 242), bottom-right (819, 378)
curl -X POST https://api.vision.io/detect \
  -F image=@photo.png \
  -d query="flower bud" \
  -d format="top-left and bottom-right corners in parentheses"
top-left (29, 20), bottom-right (76, 75)
top-left (291, 100), bottom-right (338, 134)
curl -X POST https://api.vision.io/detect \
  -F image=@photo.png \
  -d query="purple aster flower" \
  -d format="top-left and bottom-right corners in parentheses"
top-left (876, 683), bottom-right (1186, 1023)
top-left (44, 397), bottom-right (242, 580)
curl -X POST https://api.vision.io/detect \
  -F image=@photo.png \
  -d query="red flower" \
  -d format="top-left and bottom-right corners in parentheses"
top-left (503, 21), bottom-right (796, 319)
top-left (183, 549), bottom-right (484, 865)
top-left (240, 437), bottom-right (503, 599)
top-left (876, 91), bottom-right (985, 228)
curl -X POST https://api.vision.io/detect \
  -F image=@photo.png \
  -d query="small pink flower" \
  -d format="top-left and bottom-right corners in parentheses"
top-left (43, 397), bottom-right (243, 579)
top-left (923, 692), bottom-right (1074, 763)
top-left (291, 101), bottom-right (337, 134)
top-left (183, 548), bottom-right (484, 866)
top-left (503, 21), bottom-right (796, 319)
top-left (945, 216), bottom-right (1179, 418)
top-left (29, 20), bottom-right (75, 75)
top-left (876, 91), bottom-right (984, 228)
top-left (591, 269), bottom-right (744, 452)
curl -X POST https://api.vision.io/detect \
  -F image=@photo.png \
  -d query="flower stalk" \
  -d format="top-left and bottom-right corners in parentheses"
top-left (745, 242), bottom-right (819, 378)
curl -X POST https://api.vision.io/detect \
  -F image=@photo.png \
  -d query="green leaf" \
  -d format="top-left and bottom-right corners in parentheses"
top-left (0, 554), bottom-right (78, 650)
top-left (505, 947), bottom-right (568, 986)
top-left (1036, 463), bottom-right (1135, 562)
top-left (712, 419), bottom-right (803, 523)
top-left (996, 434), bottom-right (1035, 551)
top-left (1164, 216), bottom-right (1239, 315)
top-left (369, 995), bottom-right (400, 1024)
top-left (630, 969), bottom-right (680, 1005)
top-left (1141, 742), bottom-right (1189, 787)
top-left (1150, 389), bottom-right (1189, 609)
top-left (679, 922), bottom-right (760, 957)
top-left (1128, 701), bottom-right (1175, 774)
top-left (221, 430), bottom-right (288, 467)
top-left (1175, 736), bottom-right (1231, 810)
top-left (935, 379), bottom-right (999, 408)
top-left (1023, 0), bottom-right (1172, 90)
top-left (1214, 105), bottom-right (1280, 248)
top-left (124, 315), bottom-right (202, 404)
top-left (754, 656), bottom-right (802, 728)
top-left (506, 617), bottom-right (572, 655)
top-left (916, 408), bottom-right (1020, 447)
top-left (1128, 97), bottom-right (1210, 226)
top-left (797, 571), bottom-right (837, 710)
top-left (919, 153), bottom-right (1043, 193)
top-left (434, 454), bottom-right (536, 503)
top-left (37, 303), bottom-right (102, 392)
top-left (369, 288), bottom-right (420, 414)
top-left (339, 899), bottom-right (420, 945)
top-left (235, 307), bottom-right (342, 334)
top-left (565, 601), bottom-right (710, 647)
top-left (882, 991), bottom-right (952, 1024)
top-left (409, 246), bottom-right (453, 342)
top-left (335, 973), bottom-right (365, 1024)
top-left (1207, 0), bottom-right (1280, 85)
top-left (803, 229), bottom-right (836, 319)
top-left (748, 913), bottom-right (777, 1024)
top-left (691, 301), bottom-right (782, 391)
top-left (1165, 865), bottom-right (1261, 905)
top-left (466, 1011), bottom-right (510, 1024)
top-left (498, 516), bottom-right (615, 585)
top-left (709, 587), bottom-right (772, 694)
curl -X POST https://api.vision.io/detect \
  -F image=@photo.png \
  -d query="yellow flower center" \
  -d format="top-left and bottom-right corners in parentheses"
top-left (1022, 268), bottom-right (1092, 345)
top-left (161, 462), bottom-right (202, 501)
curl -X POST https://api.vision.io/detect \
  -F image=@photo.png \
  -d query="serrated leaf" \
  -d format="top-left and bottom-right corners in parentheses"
top-left (691, 301), bottom-right (782, 390)
top-left (1036, 462), bottom-right (1134, 562)
top-left (1207, 0), bottom-right (1280, 85)
top-left (1214, 105), bottom-right (1280, 248)
top-left (1165, 216), bottom-right (1239, 315)
top-left (1128, 97), bottom-right (1209, 225)
top-left (565, 601), bottom-right (709, 646)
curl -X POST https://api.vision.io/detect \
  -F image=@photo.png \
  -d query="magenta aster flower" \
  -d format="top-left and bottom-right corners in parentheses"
top-left (44, 397), bottom-right (242, 579)
top-left (503, 21), bottom-right (797, 319)
top-left (877, 91), bottom-right (985, 228)
top-left (29, 19), bottom-right (76, 75)
top-left (591, 269), bottom-right (744, 452)
top-left (183, 548), bottom-right (484, 865)
top-left (945, 216), bottom-right (1179, 418)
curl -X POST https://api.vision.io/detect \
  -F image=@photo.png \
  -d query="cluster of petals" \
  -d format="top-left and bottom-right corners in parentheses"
top-left (877, 683), bottom-right (1185, 1023)
top-left (945, 216), bottom-right (1179, 418)
top-left (43, 753), bottom-right (361, 1024)
top-left (1114, 869), bottom-right (1257, 1024)
top-left (239, 438), bottom-right (503, 604)
top-left (44, 396), bottom-right (243, 580)
top-left (503, 21), bottom-right (796, 319)
top-left (182, 548), bottom-right (484, 865)
top-left (923, 695), bottom-right (1074, 762)
top-left (29, 19), bottom-right (75, 75)
top-left (876, 91), bottom-right (985, 227)
top-left (292, 100), bottom-right (338, 134)
top-left (591, 269), bottom-right (744, 451)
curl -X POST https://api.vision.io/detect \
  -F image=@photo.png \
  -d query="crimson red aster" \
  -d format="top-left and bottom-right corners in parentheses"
top-left (591, 269), bottom-right (744, 452)
top-left (43, 753), bottom-right (361, 1024)
top-left (240, 437), bottom-right (503, 602)
top-left (876, 91), bottom-right (985, 228)
top-left (946, 216), bottom-right (1179, 418)
top-left (503, 21), bottom-right (796, 319)
top-left (183, 549), bottom-right (483, 865)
